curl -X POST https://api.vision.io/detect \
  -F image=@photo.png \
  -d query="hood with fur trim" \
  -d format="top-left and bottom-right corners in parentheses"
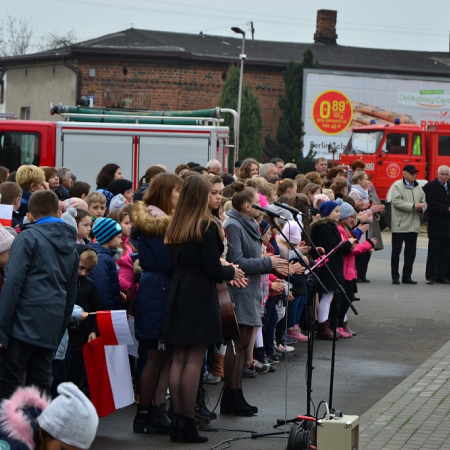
top-left (0, 386), bottom-right (51, 450)
top-left (310, 216), bottom-right (336, 231)
top-left (132, 201), bottom-right (171, 237)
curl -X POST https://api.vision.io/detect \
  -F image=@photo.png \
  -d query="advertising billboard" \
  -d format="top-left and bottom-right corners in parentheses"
top-left (302, 69), bottom-right (450, 160)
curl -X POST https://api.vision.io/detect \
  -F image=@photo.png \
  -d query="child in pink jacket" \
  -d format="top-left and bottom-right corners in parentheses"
top-left (108, 208), bottom-right (138, 310)
top-left (337, 201), bottom-right (377, 338)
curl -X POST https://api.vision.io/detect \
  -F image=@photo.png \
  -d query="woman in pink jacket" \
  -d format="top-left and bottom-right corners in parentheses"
top-left (337, 201), bottom-right (377, 338)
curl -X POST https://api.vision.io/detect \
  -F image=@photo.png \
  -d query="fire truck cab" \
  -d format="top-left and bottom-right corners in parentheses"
top-left (340, 123), bottom-right (450, 200)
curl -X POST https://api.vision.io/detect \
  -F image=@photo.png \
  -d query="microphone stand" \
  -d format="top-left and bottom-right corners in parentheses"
top-left (252, 217), bottom-right (322, 441)
top-left (275, 202), bottom-right (358, 413)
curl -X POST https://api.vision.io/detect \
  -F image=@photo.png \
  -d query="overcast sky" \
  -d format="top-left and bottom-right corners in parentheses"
top-left (4, 0), bottom-right (450, 53)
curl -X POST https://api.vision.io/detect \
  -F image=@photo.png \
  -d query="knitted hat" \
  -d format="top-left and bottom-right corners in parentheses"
top-left (92, 217), bottom-right (122, 244)
top-left (313, 194), bottom-right (330, 210)
top-left (259, 220), bottom-right (270, 236)
top-left (109, 194), bottom-right (127, 212)
top-left (339, 202), bottom-right (355, 220)
top-left (280, 220), bottom-right (302, 245)
top-left (0, 224), bottom-right (14, 254)
top-left (61, 207), bottom-right (78, 232)
top-left (38, 382), bottom-right (98, 449)
top-left (63, 197), bottom-right (88, 211)
top-left (96, 189), bottom-right (114, 209)
top-left (319, 200), bottom-right (339, 217)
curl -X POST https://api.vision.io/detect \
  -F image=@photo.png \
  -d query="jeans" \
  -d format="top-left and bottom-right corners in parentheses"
top-left (51, 359), bottom-right (67, 398)
top-left (0, 337), bottom-right (54, 400)
top-left (262, 299), bottom-right (278, 356)
top-left (287, 294), bottom-right (308, 327)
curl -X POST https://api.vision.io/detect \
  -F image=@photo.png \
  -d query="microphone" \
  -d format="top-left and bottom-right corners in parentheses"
top-left (274, 201), bottom-right (307, 217)
top-left (252, 204), bottom-right (288, 221)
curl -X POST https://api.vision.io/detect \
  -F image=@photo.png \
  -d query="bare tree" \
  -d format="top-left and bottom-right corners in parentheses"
top-left (0, 15), bottom-right (33, 56)
top-left (37, 30), bottom-right (77, 51)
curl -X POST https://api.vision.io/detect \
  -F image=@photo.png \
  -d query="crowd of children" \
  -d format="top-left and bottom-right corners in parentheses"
top-left (0, 158), bottom-right (384, 445)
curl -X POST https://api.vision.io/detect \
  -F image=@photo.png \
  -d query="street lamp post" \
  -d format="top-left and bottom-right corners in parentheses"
top-left (231, 27), bottom-right (246, 163)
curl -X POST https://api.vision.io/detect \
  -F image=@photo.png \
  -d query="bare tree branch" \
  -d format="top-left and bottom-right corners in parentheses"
top-left (0, 15), bottom-right (33, 56)
top-left (37, 30), bottom-right (77, 51)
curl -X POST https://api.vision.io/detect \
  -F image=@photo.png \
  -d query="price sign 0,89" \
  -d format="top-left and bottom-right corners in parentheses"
top-left (312, 90), bottom-right (353, 135)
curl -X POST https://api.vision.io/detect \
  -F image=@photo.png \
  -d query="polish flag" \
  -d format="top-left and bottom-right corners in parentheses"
top-left (0, 205), bottom-right (13, 227)
top-left (96, 310), bottom-right (134, 346)
top-left (83, 337), bottom-right (135, 417)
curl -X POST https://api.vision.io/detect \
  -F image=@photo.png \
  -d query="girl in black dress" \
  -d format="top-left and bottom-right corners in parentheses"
top-left (164, 174), bottom-right (244, 443)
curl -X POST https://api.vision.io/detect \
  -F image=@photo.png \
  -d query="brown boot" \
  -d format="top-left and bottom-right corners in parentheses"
top-left (316, 321), bottom-right (338, 340)
top-left (210, 353), bottom-right (224, 379)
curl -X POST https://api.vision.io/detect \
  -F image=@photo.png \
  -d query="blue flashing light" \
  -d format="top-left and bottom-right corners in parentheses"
top-left (394, 118), bottom-right (400, 125)
top-left (370, 119), bottom-right (376, 124)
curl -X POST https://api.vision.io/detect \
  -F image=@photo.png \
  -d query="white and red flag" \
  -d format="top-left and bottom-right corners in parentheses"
top-left (96, 310), bottom-right (134, 346)
top-left (0, 205), bottom-right (13, 227)
top-left (83, 337), bottom-right (135, 417)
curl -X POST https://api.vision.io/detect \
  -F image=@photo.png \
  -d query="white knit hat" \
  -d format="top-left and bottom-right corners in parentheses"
top-left (109, 194), bottom-right (127, 212)
top-left (38, 382), bottom-right (99, 449)
top-left (0, 224), bottom-right (14, 254)
top-left (61, 207), bottom-right (78, 232)
top-left (280, 220), bottom-right (302, 245)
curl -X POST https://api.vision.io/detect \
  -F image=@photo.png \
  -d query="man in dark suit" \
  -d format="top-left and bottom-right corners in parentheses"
top-left (423, 165), bottom-right (450, 284)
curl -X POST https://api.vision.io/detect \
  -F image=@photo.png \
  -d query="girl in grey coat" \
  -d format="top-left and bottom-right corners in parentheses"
top-left (223, 182), bottom-right (288, 416)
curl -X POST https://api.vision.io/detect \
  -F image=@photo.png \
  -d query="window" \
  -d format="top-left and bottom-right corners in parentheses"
top-left (382, 133), bottom-right (409, 155)
top-left (0, 132), bottom-right (41, 171)
top-left (438, 136), bottom-right (450, 156)
top-left (20, 107), bottom-right (30, 120)
top-left (345, 131), bottom-right (384, 155)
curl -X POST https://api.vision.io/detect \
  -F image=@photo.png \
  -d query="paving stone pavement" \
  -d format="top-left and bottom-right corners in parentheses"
top-left (359, 339), bottom-right (450, 449)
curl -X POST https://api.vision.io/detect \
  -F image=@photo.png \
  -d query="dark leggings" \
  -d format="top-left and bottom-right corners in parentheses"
top-left (169, 344), bottom-right (207, 418)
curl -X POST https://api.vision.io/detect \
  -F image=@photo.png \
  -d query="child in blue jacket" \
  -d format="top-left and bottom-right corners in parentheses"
top-left (89, 217), bottom-right (123, 310)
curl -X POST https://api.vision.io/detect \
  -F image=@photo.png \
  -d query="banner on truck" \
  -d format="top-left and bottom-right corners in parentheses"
top-left (302, 69), bottom-right (450, 160)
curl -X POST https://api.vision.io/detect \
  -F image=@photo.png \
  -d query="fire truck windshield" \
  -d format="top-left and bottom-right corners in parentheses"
top-left (345, 131), bottom-right (384, 155)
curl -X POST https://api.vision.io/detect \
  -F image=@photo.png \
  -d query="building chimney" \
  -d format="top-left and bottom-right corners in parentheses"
top-left (314, 9), bottom-right (338, 45)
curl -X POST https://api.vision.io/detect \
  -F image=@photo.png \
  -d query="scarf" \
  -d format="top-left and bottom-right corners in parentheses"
top-left (226, 208), bottom-right (262, 242)
top-left (350, 184), bottom-right (369, 202)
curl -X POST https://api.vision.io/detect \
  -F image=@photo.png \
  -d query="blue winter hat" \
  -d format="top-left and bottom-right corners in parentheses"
top-left (319, 200), bottom-right (339, 217)
top-left (259, 220), bottom-right (270, 236)
top-left (96, 189), bottom-right (114, 209)
top-left (92, 217), bottom-right (122, 245)
top-left (339, 202), bottom-right (355, 220)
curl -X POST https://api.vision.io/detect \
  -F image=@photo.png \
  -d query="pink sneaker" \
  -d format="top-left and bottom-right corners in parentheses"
top-left (336, 327), bottom-right (352, 339)
top-left (296, 331), bottom-right (308, 341)
top-left (286, 329), bottom-right (299, 341)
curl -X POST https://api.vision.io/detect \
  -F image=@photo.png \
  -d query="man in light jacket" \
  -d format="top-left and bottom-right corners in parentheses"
top-left (390, 165), bottom-right (427, 285)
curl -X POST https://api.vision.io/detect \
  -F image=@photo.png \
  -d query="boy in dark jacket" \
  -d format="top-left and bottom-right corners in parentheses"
top-left (89, 217), bottom-right (123, 310)
top-left (65, 246), bottom-right (101, 388)
top-left (0, 190), bottom-right (79, 400)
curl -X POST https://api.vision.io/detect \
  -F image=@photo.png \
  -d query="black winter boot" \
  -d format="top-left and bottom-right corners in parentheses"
top-left (195, 387), bottom-right (217, 421)
top-left (237, 389), bottom-right (258, 414)
top-left (183, 416), bottom-right (208, 443)
top-left (220, 388), bottom-right (254, 416)
top-left (133, 405), bottom-right (156, 434)
top-left (170, 413), bottom-right (185, 442)
top-left (150, 403), bottom-right (171, 435)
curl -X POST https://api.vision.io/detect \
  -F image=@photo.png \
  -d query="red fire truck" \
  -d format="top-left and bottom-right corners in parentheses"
top-left (339, 122), bottom-right (450, 202)
top-left (0, 105), bottom-right (238, 190)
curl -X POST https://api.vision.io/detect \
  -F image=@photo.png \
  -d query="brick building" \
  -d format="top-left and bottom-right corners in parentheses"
top-left (1, 10), bottom-right (450, 141)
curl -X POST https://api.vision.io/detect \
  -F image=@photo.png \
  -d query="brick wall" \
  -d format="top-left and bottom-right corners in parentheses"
top-left (75, 59), bottom-right (284, 140)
